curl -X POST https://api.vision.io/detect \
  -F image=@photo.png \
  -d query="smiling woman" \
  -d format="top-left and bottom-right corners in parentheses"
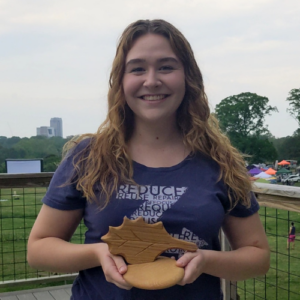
top-left (123, 34), bottom-right (185, 126)
top-left (27, 19), bottom-right (270, 300)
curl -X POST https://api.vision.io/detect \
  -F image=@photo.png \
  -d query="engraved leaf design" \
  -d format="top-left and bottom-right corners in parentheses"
top-left (101, 216), bottom-right (198, 264)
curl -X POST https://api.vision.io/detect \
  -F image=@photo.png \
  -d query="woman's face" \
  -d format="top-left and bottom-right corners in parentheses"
top-left (123, 34), bottom-right (185, 124)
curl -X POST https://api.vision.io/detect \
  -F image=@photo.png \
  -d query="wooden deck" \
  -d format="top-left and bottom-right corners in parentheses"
top-left (0, 285), bottom-right (72, 300)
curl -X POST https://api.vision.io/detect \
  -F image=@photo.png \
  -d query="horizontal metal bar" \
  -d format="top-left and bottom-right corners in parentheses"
top-left (0, 274), bottom-right (77, 288)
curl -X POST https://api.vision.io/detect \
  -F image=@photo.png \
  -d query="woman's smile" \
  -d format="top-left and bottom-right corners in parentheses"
top-left (139, 94), bottom-right (170, 101)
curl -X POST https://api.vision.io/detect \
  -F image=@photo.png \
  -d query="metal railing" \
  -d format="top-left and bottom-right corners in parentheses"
top-left (233, 183), bottom-right (300, 300)
top-left (1, 174), bottom-right (300, 300)
top-left (0, 173), bottom-right (85, 289)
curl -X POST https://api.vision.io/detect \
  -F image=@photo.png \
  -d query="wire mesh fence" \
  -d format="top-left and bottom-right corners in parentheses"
top-left (1, 175), bottom-right (300, 300)
top-left (235, 206), bottom-right (300, 300)
top-left (0, 186), bottom-right (86, 285)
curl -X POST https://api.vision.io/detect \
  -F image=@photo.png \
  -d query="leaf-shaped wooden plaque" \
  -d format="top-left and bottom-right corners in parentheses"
top-left (101, 216), bottom-right (198, 264)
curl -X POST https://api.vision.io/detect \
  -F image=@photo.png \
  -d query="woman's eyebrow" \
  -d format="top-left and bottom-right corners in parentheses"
top-left (125, 57), bottom-right (179, 67)
top-left (126, 59), bottom-right (146, 67)
top-left (158, 57), bottom-right (179, 63)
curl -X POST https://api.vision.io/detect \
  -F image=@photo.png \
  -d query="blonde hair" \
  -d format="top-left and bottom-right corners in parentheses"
top-left (63, 19), bottom-right (252, 209)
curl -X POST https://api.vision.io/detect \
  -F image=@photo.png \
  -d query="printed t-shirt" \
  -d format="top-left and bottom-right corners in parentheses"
top-left (42, 141), bottom-right (259, 300)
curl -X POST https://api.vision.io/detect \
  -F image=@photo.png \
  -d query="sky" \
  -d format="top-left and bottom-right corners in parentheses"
top-left (0, 0), bottom-right (299, 139)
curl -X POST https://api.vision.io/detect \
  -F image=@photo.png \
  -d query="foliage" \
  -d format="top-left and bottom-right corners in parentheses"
top-left (0, 136), bottom-right (21, 148)
top-left (272, 133), bottom-right (300, 162)
top-left (0, 136), bottom-right (71, 173)
top-left (215, 92), bottom-right (278, 136)
top-left (215, 92), bottom-right (278, 163)
top-left (286, 88), bottom-right (300, 126)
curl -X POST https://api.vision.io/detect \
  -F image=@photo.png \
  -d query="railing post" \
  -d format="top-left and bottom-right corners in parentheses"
top-left (220, 230), bottom-right (237, 300)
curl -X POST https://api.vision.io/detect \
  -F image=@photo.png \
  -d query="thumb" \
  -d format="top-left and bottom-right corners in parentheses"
top-left (112, 254), bottom-right (128, 274)
top-left (176, 252), bottom-right (196, 267)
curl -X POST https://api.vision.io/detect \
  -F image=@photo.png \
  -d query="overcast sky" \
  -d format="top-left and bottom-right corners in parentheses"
top-left (1, 0), bottom-right (299, 139)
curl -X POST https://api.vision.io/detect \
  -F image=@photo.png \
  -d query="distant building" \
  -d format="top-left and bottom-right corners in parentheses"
top-left (36, 126), bottom-right (55, 138)
top-left (50, 117), bottom-right (63, 137)
top-left (36, 118), bottom-right (63, 138)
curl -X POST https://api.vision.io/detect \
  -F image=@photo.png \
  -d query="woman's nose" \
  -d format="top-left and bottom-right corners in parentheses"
top-left (143, 70), bottom-right (162, 88)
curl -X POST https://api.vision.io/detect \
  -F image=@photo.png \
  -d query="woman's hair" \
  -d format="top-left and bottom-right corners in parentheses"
top-left (64, 19), bottom-right (252, 209)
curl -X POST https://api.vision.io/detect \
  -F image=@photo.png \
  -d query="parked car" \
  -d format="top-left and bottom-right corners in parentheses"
top-left (281, 175), bottom-right (300, 183)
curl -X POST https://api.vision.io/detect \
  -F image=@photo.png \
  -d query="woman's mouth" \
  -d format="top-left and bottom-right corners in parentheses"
top-left (140, 94), bottom-right (169, 101)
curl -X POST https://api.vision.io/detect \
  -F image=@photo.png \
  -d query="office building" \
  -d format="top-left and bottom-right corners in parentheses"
top-left (36, 117), bottom-right (63, 138)
top-left (36, 126), bottom-right (55, 138)
top-left (50, 117), bottom-right (63, 137)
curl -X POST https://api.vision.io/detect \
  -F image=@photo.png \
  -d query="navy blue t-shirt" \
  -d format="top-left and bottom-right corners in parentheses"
top-left (43, 141), bottom-right (259, 300)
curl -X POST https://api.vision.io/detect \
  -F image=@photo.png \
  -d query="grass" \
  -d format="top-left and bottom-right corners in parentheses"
top-left (237, 207), bottom-right (300, 300)
top-left (1, 188), bottom-right (300, 299)
top-left (0, 187), bottom-right (86, 293)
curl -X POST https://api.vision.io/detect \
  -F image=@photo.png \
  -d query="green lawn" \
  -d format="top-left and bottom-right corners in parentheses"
top-left (237, 207), bottom-right (300, 300)
top-left (0, 187), bottom-right (85, 293)
top-left (1, 188), bottom-right (300, 299)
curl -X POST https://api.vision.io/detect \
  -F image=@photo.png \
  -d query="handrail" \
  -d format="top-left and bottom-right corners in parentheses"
top-left (0, 172), bottom-right (53, 188)
top-left (253, 182), bottom-right (300, 212)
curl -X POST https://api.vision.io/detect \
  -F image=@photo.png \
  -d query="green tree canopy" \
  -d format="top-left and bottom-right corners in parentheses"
top-left (215, 92), bottom-right (278, 163)
top-left (272, 134), bottom-right (300, 163)
top-left (0, 136), bottom-right (70, 173)
top-left (286, 88), bottom-right (300, 126)
top-left (215, 92), bottom-right (278, 137)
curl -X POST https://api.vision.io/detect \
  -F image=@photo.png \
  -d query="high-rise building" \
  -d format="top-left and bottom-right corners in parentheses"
top-left (36, 126), bottom-right (55, 137)
top-left (50, 118), bottom-right (63, 137)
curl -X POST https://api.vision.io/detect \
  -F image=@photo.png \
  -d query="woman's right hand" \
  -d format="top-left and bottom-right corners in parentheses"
top-left (98, 243), bottom-right (132, 290)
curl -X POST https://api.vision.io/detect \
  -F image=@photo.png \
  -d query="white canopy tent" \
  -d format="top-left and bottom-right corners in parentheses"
top-left (254, 172), bottom-right (272, 179)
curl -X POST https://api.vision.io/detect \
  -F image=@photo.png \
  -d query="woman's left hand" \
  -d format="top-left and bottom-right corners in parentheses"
top-left (175, 250), bottom-right (206, 285)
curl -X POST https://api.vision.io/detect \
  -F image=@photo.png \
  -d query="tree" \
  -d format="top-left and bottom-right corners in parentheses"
top-left (0, 136), bottom-right (21, 148)
top-left (286, 88), bottom-right (300, 126)
top-left (273, 135), bottom-right (300, 163)
top-left (43, 154), bottom-right (61, 172)
top-left (215, 92), bottom-right (278, 163)
top-left (0, 136), bottom-right (69, 173)
top-left (215, 92), bottom-right (278, 137)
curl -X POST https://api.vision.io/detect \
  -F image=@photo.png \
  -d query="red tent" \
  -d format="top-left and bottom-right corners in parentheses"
top-left (265, 168), bottom-right (277, 175)
top-left (278, 160), bottom-right (290, 165)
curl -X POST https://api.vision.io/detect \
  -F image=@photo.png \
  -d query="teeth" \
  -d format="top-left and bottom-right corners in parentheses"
top-left (142, 95), bottom-right (166, 101)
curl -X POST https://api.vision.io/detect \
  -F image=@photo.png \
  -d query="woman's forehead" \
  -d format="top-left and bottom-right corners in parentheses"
top-left (125, 34), bottom-right (177, 62)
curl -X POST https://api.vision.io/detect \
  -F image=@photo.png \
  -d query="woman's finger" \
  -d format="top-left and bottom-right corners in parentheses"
top-left (176, 251), bottom-right (205, 286)
top-left (111, 254), bottom-right (128, 274)
top-left (176, 251), bottom-right (197, 267)
top-left (102, 256), bottom-right (132, 290)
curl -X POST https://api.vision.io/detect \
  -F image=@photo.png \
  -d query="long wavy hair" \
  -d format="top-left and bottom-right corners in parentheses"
top-left (63, 19), bottom-right (253, 209)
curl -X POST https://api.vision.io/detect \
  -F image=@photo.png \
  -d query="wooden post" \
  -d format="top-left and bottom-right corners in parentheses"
top-left (220, 230), bottom-right (236, 300)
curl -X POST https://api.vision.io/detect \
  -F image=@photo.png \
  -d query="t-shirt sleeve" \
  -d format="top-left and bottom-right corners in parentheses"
top-left (228, 192), bottom-right (260, 217)
top-left (42, 141), bottom-right (88, 210)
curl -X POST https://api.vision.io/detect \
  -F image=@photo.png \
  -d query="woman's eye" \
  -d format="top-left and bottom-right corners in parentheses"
top-left (130, 67), bottom-right (145, 73)
top-left (160, 65), bottom-right (174, 71)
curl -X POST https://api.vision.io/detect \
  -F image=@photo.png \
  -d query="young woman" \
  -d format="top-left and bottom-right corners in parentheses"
top-left (27, 19), bottom-right (270, 300)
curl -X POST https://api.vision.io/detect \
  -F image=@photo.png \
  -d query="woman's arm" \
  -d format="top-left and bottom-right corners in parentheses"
top-left (27, 204), bottom-right (131, 289)
top-left (176, 212), bottom-right (270, 283)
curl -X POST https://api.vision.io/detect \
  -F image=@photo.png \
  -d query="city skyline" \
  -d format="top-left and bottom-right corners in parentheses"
top-left (36, 117), bottom-right (63, 138)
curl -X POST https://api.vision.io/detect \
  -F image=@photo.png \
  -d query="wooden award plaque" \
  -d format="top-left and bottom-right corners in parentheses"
top-left (101, 217), bottom-right (198, 290)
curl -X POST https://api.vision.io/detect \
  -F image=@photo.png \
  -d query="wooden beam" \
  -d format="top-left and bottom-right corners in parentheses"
top-left (0, 173), bottom-right (53, 188)
top-left (253, 182), bottom-right (300, 212)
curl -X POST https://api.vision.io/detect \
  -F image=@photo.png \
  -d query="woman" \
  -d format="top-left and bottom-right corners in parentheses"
top-left (27, 19), bottom-right (270, 300)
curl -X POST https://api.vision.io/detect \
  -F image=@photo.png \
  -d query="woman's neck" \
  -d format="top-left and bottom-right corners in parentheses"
top-left (127, 118), bottom-right (189, 168)
top-left (129, 118), bottom-right (182, 148)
